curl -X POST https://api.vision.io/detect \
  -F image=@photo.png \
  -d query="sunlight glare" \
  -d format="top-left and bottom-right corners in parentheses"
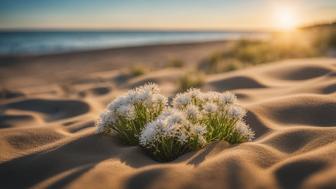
top-left (274, 7), bottom-right (298, 31)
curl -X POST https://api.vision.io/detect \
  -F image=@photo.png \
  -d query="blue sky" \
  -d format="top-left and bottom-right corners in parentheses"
top-left (1, 0), bottom-right (335, 30)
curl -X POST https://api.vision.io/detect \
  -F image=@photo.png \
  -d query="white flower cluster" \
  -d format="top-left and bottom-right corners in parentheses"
top-left (172, 89), bottom-right (254, 143)
top-left (96, 84), bottom-right (255, 161)
top-left (140, 109), bottom-right (207, 146)
top-left (173, 89), bottom-right (237, 110)
top-left (139, 109), bottom-right (207, 161)
top-left (234, 121), bottom-right (255, 142)
top-left (96, 83), bottom-right (167, 144)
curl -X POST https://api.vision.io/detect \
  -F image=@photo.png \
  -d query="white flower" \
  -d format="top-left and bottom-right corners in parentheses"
top-left (203, 102), bottom-right (218, 113)
top-left (110, 83), bottom-right (162, 107)
top-left (152, 94), bottom-right (167, 106)
top-left (132, 83), bottom-right (165, 107)
top-left (105, 82), bottom-right (165, 123)
top-left (226, 105), bottom-right (246, 119)
top-left (140, 83), bottom-right (160, 94)
top-left (167, 113), bottom-right (184, 125)
top-left (116, 104), bottom-right (136, 120)
top-left (107, 96), bottom-right (129, 111)
top-left (158, 108), bottom-right (174, 118)
top-left (140, 110), bottom-right (194, 146)
top-left (173, 93), bottom-right (192, 108)
top-left (96, 111), bottom-right (115, 133)
top-left (137, 89), bottom-right (152, 104)
top-left (186, 105), bottom-right (199, 120)
top-left (193, 124), bottom-right (207, 136)
top-left (177, 132), bottom-right (188, 144)
top-left (220, 92), bottom-right (237, 104)
top-left (187, 88), bottom-right (202, 98)
top-left (201, 91), bottom-right (220, 102)
top-left (139, 120), bottom-right (160, 146)
top-left (234, 122), bottom-right (255, 141)
top-left (126, 90), bottom-right (139, 104)
top-left (161, 122), bottom-right (177, 137)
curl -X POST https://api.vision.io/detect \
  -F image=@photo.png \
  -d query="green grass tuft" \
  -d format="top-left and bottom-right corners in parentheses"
top-left (177, 71), bottom-right (205, 92)
top-left (166, 59), bottom-right (185, 68)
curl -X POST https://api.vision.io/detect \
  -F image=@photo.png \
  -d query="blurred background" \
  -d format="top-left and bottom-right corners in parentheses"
top-left (0, 0), bottom-right (335, 93)
top-left (1, 0), bottom-right (335, 54)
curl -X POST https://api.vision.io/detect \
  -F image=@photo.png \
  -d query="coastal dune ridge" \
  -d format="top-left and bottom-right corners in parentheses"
top-left (0, 41), bottom-right (336, 189)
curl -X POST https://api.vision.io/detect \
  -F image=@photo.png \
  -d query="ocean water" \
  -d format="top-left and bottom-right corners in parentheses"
top-left (0, 31), bottom-right (268, 55)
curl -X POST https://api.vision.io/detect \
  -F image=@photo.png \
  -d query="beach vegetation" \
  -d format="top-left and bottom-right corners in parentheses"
top-left (198, 27), bottom-right (336, 74)
top-left (140, 88), bottom-right (253, 161)
top-left (96, 83), bottom-right (167, 144)
top-left (166, 59), bottom-right (185, 68)
top-left (172, 89), bottom-right (254, 143)
top-left (128, 65), bottom-right (147, 77)
top-left (140, 109), bottom-right (207, 161)
top-left (177, 71), bottom-right (205, 92)
top-left (97, 84), bottom-right (254, 161)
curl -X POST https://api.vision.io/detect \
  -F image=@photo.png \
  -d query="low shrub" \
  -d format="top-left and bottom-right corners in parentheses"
top-left (139, 109), bottom-right (207, 161)
top-left (97, 84), bottom-right (254, 161)
top-left (166, 59), bottom-right (185, 68)
top-left (177, 72), bottom-right (205, 92)
top-left (128, 65), bottom-right (147, 77)
top-left (172, 89), bottom-right (254, 143)
top-left (96, 83), bottom-right (167, 144)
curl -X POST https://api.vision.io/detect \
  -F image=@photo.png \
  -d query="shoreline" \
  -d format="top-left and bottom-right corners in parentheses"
top-left (0, 39), bottom-right (232, 60)
top-left (0, 39), bottom-right (233, 89)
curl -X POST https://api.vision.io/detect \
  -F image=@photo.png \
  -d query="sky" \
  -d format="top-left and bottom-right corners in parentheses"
top-left (0, 0), bottom-right (336, 31)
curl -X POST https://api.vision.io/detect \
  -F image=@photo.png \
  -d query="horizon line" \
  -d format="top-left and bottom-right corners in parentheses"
top-left (0, 27), bottom-right (277, 33)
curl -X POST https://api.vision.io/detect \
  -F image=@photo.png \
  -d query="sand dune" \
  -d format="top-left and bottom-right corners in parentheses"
top-left (0, 57), bottom-right (335, 189)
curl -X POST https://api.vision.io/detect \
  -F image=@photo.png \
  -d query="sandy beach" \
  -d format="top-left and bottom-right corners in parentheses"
top-left (0, 41), bottom-right (336, 189)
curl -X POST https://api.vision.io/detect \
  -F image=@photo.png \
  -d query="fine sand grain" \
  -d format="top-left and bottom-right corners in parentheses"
top-left (0, 43), bottom-right (335, 189)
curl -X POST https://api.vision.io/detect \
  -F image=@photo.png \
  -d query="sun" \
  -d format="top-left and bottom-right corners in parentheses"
top-left (274, 7), bottom-right (298, 31)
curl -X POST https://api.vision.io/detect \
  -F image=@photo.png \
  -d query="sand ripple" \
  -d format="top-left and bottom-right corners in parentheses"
top-left (0, 58), bottom-right (335, 189)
